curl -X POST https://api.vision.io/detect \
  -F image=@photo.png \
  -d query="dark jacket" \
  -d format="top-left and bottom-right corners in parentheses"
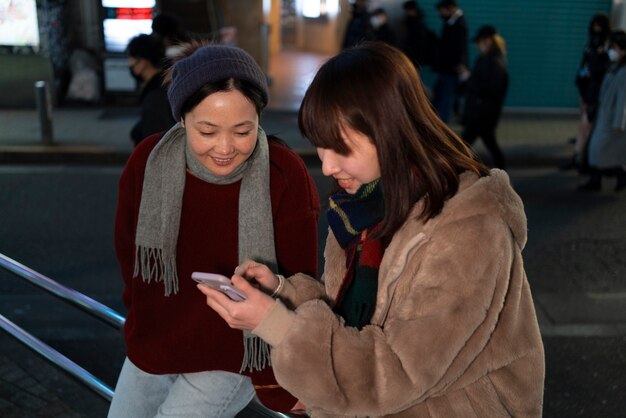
top-left (433, 11), bottom-right (468, 74)
top-left (374, 23), bottom-right (398, 47)
top-left (402, 14), bottom-right (436, 68)
top-left (130, 72), bottom-right (176, 145)
top-left (342, 7), bottom-right (375, 49)
top-left (575, 39), bottom-right (611, 121)
top-left (463, 52), bottom-right (509, 131)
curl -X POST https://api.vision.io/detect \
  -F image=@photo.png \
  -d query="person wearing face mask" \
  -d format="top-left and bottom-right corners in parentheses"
top-left (579, 30), bottom-right (626, 192)
top-left (562, 14), bottom-right (612, 171)
top-left (460, 25), bottom-right (509, 169)
top-left (126, 34), bottom-right (176, 147)
top-left (108, 41), bottom-right (320, 417)
top-left (198, 42), bottom-right (544, 418)
top-left (369, 8), bottom-right (398, 47)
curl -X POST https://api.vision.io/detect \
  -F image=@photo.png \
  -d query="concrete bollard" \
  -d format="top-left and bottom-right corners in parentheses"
top-left (34, 81), bottom-right (54, 145)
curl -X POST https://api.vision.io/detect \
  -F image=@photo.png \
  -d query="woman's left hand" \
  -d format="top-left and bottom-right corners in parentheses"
top-left (197, 275), bottom-right (275, 331)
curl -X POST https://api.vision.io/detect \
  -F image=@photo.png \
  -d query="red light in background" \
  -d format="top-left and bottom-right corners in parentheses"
top-left (116, 8), bottom-right (152, 19)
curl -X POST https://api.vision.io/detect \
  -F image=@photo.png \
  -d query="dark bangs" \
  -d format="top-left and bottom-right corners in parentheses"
top-left (180, 78), bottom-right (265, 118)
top-left (298, 51), bottom-right (374, 155)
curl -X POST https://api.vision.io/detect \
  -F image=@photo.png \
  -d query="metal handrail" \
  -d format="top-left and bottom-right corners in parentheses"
top-left (0, 253), bottom-right (125, 329)
top-left (0, 313), bottom-right (114, 401)
top-left (0, 252), bottom-right (292, 416)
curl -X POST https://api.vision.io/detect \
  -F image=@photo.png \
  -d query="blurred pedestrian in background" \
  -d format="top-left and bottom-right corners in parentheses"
top-left (109, 42), bottom-right (320, 417)
top-left (199, 42), bottom-right (545, 418)
top-left (342, 0), bottom-right (374, 49)
top-left (369, 7), bottom-right (397, 47)
top-left (126, 34), bottom-right (175, 147)
top-left (401, 0), bottom-right (437, 70)
top-left (431, 0), bottom-right (468, 123)
top-left (563, 13), bottom-right (612, 171)
top-left (460, 25), bottom-right (509, 170)
top-left (401, 0), bottom-right (439, 69)
top-left (579, 30), bottom-right (626, 192)
top-left (151, 13), bottom-right (191, 59)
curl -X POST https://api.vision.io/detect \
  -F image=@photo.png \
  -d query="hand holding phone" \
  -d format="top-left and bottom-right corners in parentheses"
top-left (192, 272), bottom-right (247, 302)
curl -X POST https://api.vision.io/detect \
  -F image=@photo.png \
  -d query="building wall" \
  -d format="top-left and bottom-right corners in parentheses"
top-left (296, 17), bottom-right (342, 54)
top-left (292, 1), bottom-right (344, 54)
top-left (219, 0), bottom-right (265, 69)
top-left (267, 0), bottom-right (282, 55)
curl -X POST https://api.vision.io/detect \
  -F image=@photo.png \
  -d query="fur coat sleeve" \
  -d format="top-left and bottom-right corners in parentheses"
top-left (253, 170), bottom-right (544, 417)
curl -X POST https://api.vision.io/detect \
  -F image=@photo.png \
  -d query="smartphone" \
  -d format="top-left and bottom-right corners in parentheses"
top-left (192, 272), bottom-right (247, 302)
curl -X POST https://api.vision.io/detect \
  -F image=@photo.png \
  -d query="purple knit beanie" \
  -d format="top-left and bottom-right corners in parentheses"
top-left (167, 44), bottom-right (269, 120)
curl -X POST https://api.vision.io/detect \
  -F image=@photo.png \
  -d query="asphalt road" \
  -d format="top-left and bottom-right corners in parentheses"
top-left (0, 164), bottom-right (625, 417)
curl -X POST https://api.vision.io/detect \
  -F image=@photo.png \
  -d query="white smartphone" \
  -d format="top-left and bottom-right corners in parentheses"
top-left (192, 272), bottom-right (247, 302)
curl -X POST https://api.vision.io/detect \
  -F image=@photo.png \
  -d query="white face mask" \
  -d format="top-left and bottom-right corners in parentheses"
top-left (370, 16), bottom-right (383, 29)
top-left (608, 48), bottom-right (619, 62)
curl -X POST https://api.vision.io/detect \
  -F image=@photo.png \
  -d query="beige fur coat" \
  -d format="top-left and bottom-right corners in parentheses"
top-left (253, 169), bottom-right (545, 417)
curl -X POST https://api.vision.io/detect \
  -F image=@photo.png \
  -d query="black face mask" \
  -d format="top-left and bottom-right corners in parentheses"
top-left (129, 65), bottom-right (143, 85)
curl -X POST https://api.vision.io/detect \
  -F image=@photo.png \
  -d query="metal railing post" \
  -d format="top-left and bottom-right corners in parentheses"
top-left (0, 253), bottom-right (125, 330)
top-left (34, 80), bottom-right (54, 145)
top-left (0, 253), bottom-right (291, 414)
top-left (0, 313), bottom-right (114, 401)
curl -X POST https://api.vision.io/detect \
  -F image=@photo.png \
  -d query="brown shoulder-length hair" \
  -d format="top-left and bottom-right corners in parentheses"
top-left (298, 41), bottom-right (489, 241)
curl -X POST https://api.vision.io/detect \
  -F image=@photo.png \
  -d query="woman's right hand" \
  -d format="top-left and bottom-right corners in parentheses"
top-left (235, 259), bottom-right (280, 295)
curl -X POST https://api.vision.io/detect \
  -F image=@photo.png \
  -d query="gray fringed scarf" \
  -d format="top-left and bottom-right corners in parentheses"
top-left (133, 122), bottom-right (276, 372)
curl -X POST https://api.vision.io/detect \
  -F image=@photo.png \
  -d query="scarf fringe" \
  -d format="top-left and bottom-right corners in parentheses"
top-left (240, 332), bottom-right (272, 373)
top-left (134, 245), bottom-right (179, 296)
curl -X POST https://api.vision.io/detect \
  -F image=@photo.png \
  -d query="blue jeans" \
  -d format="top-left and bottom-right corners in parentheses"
top-left (108, 357), bottom-right (256, 418)
top-left (433, 74), bottom-right (459, 123)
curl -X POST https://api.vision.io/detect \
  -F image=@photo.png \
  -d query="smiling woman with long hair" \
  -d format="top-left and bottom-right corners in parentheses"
top-left (200, 41), bottom-right (545, 418)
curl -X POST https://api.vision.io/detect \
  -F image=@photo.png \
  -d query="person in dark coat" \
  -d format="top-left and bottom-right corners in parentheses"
top-left (126, 34), bottom-right (176, 147)
top-left (342, 0), bottom-right (375, 50)
top-left (461, 25), bottom-right (509, 169)
top-left (369, 8), bottom-right (398, 47)
top-left (401, 0), bottom-right (433, 69)
top-left (432, 0), bottom-right (468, 123)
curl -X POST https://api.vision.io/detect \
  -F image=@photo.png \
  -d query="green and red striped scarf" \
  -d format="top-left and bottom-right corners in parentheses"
top-left (327, 179), bottom-right (385, 330)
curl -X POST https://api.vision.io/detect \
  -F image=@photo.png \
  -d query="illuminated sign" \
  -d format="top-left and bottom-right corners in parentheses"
top-left (0, 0), bottom-right (40, 47)
top-left (101, 1), bottom-right (155, 53)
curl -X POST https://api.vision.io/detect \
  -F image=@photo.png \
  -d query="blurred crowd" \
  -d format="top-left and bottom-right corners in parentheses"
top-left (344, 0), bottom-right (509, 169)
top-left (114, 1), bottom-right (625, 182)
top-left (561, 13), bottom-right (626, 193)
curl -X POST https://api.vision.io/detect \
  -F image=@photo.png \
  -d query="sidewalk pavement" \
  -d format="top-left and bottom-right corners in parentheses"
top-left (0, 104), bottom-right (579, 167)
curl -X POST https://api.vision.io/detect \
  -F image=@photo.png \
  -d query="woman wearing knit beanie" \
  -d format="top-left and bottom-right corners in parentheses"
top-left (109, 41), bottom-right (320, 417)
top-left (201, 42), bottom-right (545, 417)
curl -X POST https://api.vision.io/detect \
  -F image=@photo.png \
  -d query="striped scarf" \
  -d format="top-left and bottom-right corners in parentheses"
top-left (327, 179), bottom-right (385, 330)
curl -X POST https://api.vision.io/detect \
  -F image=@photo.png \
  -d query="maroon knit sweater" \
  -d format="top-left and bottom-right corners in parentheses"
top-left (114, 133), bottom-right (320, 411)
